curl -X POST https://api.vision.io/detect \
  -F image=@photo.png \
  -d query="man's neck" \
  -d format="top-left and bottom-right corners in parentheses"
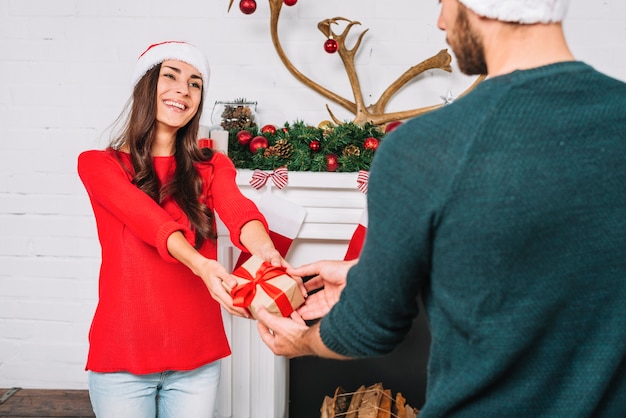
top-left (482, 22), bottom-right (575, 77)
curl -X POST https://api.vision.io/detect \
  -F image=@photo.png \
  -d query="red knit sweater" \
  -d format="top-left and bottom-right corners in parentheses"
top-left (77, 149), bottom-right (267, 374)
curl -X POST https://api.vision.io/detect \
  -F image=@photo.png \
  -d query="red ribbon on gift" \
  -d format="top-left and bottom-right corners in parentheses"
top-left (249, 167), bottom-right (289, 190)
top-left (357, 170), bottom-right (369, 194)
top-left (231, 261), bottom-right (295, 317)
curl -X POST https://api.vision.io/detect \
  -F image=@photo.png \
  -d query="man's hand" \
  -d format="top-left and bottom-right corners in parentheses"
top-left (256, 307), bottom-right (349, 360)
top-left (287, 259), bottom-right (357, 320)
top-left (256, 307), bottom-right (313, 358)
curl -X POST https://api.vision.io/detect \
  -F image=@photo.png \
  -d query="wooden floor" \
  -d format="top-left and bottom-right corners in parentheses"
top-left (0, 389), bottom-right (94, 418)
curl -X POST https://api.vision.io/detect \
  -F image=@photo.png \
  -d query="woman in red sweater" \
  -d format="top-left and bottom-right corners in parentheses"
top-left (78, 41), bottom-right (281, 418)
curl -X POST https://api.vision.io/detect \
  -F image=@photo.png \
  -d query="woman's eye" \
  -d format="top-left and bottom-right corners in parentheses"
top-left (164, 73), bottom-right (175, 80)
top-left (189, 82), bottom-right (202, 89)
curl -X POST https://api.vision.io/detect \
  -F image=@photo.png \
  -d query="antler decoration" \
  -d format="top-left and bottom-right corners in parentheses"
top-left (228, 0), bottom-right (485, 125)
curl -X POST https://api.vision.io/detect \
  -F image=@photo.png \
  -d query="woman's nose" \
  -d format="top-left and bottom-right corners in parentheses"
top-left (176, 81), bottom-right (189, 95)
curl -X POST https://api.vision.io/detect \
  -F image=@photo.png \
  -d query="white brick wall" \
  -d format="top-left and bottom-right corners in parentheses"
top-left (1, 0), bottom-right (624, 390)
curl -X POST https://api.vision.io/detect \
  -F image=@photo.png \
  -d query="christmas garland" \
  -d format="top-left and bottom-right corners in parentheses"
top-left (226, 120), bottom-right (387, 172)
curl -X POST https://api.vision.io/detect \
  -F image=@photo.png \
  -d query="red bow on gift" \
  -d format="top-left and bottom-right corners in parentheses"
top-left (357, 170), bottom-right (369, 194)
top-left (249, 167), bottom-right (289, 190)
top-left (231, 261), bottom-right (295, 317)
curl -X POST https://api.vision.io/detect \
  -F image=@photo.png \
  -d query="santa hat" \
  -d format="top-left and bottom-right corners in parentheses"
top-left (131, 41), bottom-right (211, 101)
top-left (458, 0), bottom-right (569, 24)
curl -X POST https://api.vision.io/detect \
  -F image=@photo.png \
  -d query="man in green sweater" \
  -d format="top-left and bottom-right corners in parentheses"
top-left (256, 0), bottom-right (626, 416)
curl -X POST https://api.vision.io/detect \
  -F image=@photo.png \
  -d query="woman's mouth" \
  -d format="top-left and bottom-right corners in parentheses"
top-left (163, 99), bottom-right (188, 111)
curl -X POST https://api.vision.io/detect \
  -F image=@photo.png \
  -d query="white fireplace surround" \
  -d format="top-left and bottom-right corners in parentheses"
top-left (215, 169), bottom-right (366, 418)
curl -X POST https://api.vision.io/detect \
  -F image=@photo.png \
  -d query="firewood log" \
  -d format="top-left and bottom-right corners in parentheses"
top-left (357, 383), bottom-right (383, 418)
top-left (320, 383), bottom-right (419, 418)
top-left (393, 392), bottom-right (407, 418)
top-left (375, 389), bottom-right (392, 418)
top-left (404, 405), bottom-right (419, 418)
top-left (345, 385), bottom-right (366, 418)
top-left (320, 395), bottom-right (333, 418)
top-left (332, 386), bottom-right (351, 417)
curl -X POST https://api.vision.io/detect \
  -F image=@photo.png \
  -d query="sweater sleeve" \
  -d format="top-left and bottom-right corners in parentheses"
top-left (205, 153), bottom-right (268, 250)
top-left (318, 116), bottom-right (456, 357)
top-left (77, 150), bottom-right (189, 263)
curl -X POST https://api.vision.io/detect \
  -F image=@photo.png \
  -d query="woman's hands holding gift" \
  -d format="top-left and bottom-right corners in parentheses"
top-left (197, 257), bottom-right (252, 318)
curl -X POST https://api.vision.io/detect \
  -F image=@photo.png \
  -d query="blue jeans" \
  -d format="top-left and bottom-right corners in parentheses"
top-left (88, 361), bottom-right (221, 418)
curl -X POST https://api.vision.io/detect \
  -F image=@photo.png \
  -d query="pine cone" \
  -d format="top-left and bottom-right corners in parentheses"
top-left (265, 139), bottom-right (293, 158)
top-left (343, 145), bottom-right (361, 157)
top-left (221, 104), bottom-right (256, 131)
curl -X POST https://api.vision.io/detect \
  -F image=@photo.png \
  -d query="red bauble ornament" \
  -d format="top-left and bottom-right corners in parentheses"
top-left (249, 135), bottom-right (268, 153)
top-left (283, 0), bottom-right (297, 5)
top-left (261, 124), bottom-right (277, 135)
top-left (309, 140), bottom-right (321, 152)
top-left (364, 137), bottom-right (379, 151)
top-left (325, 153), bottom-right (339, 172)
top-left (236, 130), bottom-right (253, 146)
top-left (239, 0), bottom-right (257, 14)
top-left (324, 38), bottom-right (338, 54)
top-left (385, 120), bottom-right (403, 133)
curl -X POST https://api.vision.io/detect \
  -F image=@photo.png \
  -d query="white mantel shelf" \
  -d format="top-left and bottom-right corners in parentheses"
top-left (232, 169), bottom-right (366, 241)
top-left (215, 169), bottom-right (367, 418)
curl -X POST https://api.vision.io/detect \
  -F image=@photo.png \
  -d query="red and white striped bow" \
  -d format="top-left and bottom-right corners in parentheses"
top-left (249, 167), bottom-right (289, 190)
top-left (357, 170), bottom-right (369, 194)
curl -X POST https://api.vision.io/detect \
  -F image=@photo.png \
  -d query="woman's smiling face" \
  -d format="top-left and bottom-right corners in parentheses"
top-left (155, 59), bottom-right (204, 132)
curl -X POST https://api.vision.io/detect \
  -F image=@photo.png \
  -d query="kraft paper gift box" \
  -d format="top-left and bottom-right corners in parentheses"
top-left (225, 255), bottom-right (304, 320)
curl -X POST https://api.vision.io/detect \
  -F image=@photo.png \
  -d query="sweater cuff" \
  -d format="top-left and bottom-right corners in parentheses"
top-left (230, 213), bottom-right (269, 252)
top-left (318, 316), bottom-right (355, 357)
top-left (156, 221), bottom-right (190, 263)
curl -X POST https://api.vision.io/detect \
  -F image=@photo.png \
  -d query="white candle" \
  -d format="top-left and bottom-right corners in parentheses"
top-left (210, 129), bottom-right (229, 154)
top-left (198, 125), bottom-right (211, 139)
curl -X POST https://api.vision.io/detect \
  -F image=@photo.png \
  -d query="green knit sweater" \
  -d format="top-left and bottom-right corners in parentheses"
top-left (320, 62), bottom-right (626, 417)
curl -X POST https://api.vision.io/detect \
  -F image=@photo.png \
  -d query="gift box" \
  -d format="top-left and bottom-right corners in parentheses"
top-left (225, 255), bottom-right (304, 320)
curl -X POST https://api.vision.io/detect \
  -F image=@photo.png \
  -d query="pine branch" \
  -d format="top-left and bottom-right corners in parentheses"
top-left (226, 121), bottom-right (385, 172)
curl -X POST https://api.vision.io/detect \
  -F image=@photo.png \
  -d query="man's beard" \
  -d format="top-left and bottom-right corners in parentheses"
top-left (449, 6), bottom-right (488, 75)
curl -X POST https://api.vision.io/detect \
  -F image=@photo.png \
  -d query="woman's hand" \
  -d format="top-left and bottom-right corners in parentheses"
top-left (244, 241), bottom-right (308, 301)
top-left (195, 257), bottom-right (251, 318)
top-left (254, 241), bottom-right (285, 268)
top-left (239, 220), bottom-right (307, 298)
top-left (166, 231), bottom-right (250, 318)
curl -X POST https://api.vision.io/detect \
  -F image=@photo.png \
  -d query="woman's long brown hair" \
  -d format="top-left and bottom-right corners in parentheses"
top-left (109, 64), bottom-right (216, 248)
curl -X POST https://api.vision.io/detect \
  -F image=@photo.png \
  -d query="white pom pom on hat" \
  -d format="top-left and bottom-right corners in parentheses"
top-left (458, 0), bottom-right (569, 24)
top-left (130, 41), bottom-right (211, 101)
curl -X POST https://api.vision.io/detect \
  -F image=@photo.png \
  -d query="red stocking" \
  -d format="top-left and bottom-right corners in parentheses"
top-left (344, 207), bottom-right (368, 261)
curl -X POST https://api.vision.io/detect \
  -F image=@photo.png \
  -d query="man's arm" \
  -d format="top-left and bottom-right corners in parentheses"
top-left (256, 307), bottom-right (351, 359)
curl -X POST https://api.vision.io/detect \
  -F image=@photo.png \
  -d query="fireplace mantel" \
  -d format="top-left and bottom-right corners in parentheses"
top-left (215, 169), bottom-right (366, 418)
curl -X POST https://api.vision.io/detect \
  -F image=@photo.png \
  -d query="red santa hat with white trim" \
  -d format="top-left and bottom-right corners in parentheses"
top-left (131, 41), bottom-right (211, 102)
top-left (458, 0), bottom-right (569, 24)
